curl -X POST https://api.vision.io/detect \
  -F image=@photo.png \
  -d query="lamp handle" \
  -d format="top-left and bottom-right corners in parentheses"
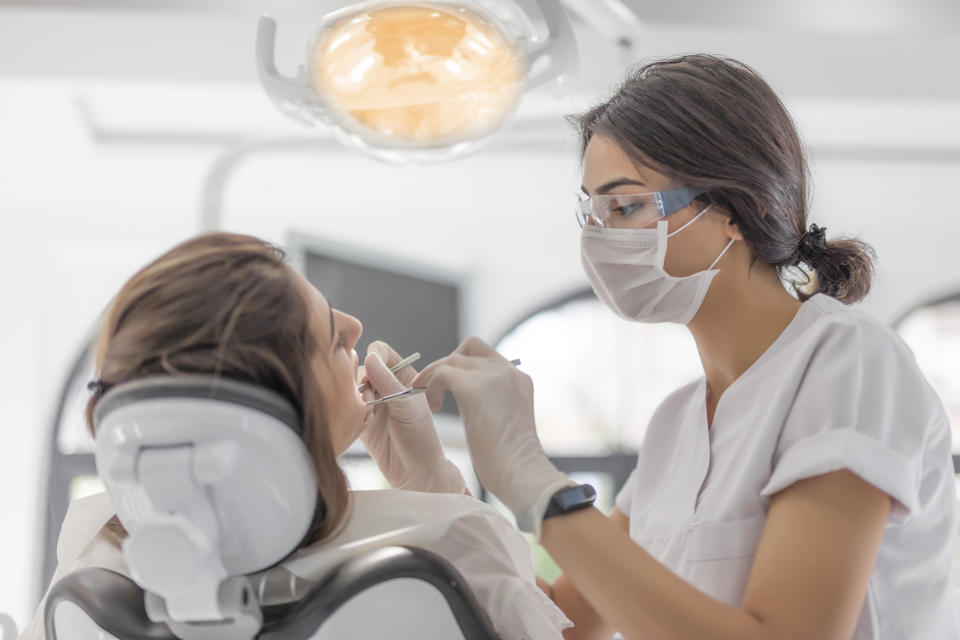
top-left (522, 0), bottom-right (579, 91)
top-left (255, 16), bottom-right (330, 126)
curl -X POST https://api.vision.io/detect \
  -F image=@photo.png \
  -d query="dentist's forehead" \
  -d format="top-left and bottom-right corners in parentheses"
top-left (582, 135), bottom-right (653, 194)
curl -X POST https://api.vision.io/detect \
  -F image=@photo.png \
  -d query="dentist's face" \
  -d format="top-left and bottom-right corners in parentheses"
top-left (582, 134), bottom-right (739, 277)
top-left (290, 269), bottom-right (366, 456)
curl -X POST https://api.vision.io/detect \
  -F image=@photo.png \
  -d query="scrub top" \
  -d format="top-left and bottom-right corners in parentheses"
top-left (615, 293), bottom-right (959, 638)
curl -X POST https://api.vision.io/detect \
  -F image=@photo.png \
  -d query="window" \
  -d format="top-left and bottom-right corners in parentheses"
top-left (496, 290), bottom-right (703, 455)
top-left (494, 289), bottom-right (705, 580)
top-left (895, 294), bottom-right (960, 454)
top-left (43, 337), bottom-right (99, 594)
top-left (895, 293), bottom-right (960, 577)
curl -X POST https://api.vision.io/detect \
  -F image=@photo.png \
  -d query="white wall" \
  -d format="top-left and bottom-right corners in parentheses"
top-left (0, 81), bottom-right (222, 629)
top-left (1, 7), bottom-right (959, 631)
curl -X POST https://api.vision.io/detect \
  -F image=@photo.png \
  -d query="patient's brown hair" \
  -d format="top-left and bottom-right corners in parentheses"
top-left (85, 232), bottom-right (350, 545)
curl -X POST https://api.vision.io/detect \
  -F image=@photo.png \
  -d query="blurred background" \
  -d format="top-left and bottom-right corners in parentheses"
top-left (1, 0), bottom-right (959, 631)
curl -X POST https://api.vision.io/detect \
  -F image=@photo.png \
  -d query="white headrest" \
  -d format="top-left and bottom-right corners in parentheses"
top-left (93, 376), bottom-right (319, 622)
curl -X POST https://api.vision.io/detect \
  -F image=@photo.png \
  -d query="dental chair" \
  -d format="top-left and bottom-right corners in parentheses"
top-left (43, 376), bottom-right (500, 640)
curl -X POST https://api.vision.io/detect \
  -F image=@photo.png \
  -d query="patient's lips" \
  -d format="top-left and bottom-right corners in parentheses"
top-left (354, 357), bottom-right (365, 403)
top-left (309, 4), bottom-right (522, 144)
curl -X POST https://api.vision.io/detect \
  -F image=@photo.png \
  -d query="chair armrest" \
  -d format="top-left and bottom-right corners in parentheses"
top-left (43, 568), bottom-right (176, 640)
top-left (259, 545), bottom-right (500, 640)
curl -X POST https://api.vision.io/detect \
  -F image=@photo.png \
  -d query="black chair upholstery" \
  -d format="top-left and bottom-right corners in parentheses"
top-left (260, 546), bottom-right (500, 640)
top-left (43, 567), bottom-right (174, 640)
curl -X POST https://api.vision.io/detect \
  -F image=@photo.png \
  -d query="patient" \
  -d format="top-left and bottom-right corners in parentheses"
top-left (21, 232), bottom-right (571, 639)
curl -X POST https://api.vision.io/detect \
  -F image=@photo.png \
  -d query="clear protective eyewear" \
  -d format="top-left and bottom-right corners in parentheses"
top-left (575, 186), bottom-right (707, 229)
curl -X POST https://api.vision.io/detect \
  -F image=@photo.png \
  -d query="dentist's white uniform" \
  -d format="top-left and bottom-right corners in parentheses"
top-left (614, 293), bottom-right (958, 638)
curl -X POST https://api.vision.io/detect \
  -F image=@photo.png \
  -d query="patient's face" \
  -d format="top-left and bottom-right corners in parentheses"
top-left (290, 269), bottom-right (366, 457)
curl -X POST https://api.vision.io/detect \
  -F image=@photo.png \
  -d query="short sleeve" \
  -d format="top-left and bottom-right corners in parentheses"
top-left (615, 467), bottom-right (638, 515)
top-left (760, 319), bottom-right (934, 524)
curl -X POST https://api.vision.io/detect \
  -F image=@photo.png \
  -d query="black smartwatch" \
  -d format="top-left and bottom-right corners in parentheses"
top-left (543, 483), bottom-right (597, 521)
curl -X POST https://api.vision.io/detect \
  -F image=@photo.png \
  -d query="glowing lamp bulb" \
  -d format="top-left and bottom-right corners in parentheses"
top-left (308, 4), bottom-right (524, 146)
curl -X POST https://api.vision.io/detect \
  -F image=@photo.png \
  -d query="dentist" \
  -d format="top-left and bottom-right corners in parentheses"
top-left (409, 55), bottom-right (959, 639)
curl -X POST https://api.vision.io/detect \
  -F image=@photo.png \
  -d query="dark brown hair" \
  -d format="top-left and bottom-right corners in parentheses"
top-left (569, 54), bottom-right (875, 304)
top-left (86, 232), bottom-right (350, 545)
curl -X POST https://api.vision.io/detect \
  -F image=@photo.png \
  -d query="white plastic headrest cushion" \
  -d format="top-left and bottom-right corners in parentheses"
top-left (93, 376), bottom-right (318, 592)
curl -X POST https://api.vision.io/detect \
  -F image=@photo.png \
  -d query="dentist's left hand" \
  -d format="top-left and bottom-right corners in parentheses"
top-left (360, 341), bottom-right (467, 494)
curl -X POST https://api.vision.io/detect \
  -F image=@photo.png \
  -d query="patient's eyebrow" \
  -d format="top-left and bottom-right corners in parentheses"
top-left (329, 304), bottom-right (336, 346)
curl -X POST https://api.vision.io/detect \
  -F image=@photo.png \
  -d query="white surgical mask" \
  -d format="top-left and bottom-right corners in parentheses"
top-left (580, 204), bottom-right (735, 324)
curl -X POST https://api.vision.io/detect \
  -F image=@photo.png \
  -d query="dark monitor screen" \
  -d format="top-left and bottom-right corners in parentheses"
top-left (298, 240), bottom-right (462, 415)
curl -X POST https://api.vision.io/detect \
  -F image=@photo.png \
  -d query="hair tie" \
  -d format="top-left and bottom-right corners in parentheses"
top-left (799, 223), bottom-right (828, 262)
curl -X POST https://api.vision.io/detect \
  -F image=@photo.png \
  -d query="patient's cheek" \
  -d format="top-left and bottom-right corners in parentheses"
top-left (328, 388), bottom-right (367, 454)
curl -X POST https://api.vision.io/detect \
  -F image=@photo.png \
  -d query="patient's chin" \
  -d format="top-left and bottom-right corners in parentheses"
top-left (331, 408), bottom-right (367, 457)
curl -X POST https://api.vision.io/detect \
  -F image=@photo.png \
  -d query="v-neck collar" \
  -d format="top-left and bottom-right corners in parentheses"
top-left (698, 294), bottom-right (819, 431)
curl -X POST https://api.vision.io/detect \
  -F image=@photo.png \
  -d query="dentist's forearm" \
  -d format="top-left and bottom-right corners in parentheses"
top-left (552, 574), bottom-right (618, 640)
top-left (540, 507), bottom-right (769, 640)
top-left (535, 567), bottom-right (617, 638)
top-left (535, 574), bottom-right (553, 598)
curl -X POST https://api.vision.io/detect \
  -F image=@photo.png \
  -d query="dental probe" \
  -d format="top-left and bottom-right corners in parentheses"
top-left (357, 352), bottom-right (421, 393)
top-left (364, 359), bottom-right (521, 407)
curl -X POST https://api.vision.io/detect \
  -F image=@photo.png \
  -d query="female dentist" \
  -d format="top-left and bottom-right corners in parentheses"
top-left (406, 54), bottom-right (959, 639)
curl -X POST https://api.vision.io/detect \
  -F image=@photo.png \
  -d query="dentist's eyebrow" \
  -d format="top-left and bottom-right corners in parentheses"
top-left (581, 178), bottom-right (647, 196)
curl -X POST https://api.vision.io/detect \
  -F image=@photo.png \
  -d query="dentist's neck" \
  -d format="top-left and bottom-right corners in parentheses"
top-left (686, 251), bottom-right (802, 405)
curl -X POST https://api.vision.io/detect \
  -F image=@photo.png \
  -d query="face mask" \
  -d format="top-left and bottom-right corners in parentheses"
top-left (580, 204), bottom-right (735, 324)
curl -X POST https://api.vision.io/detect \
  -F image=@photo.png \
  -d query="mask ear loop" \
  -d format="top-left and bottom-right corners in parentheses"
top-left (708, 238), bottom-right (735, 270)
top-left (667, 204), bottom-right (713, 238)
top-left (662, 202), bottom-right (734, 270)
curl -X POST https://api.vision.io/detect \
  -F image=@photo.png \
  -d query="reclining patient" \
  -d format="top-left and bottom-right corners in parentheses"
top-left (21, 232), bottom-right (571, 639)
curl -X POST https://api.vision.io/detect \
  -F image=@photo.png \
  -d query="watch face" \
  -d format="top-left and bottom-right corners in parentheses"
top-left (554, 484), bottom-right (597, 511)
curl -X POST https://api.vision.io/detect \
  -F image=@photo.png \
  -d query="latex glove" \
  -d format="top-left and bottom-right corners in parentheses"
top-left (412, 337), bottom-right (574, 540)
top-left (360, 340), bottom-right (466, 494)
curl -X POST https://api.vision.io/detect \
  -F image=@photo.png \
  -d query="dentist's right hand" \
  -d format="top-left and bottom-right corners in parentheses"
top-left (360, 340), bottom-right (467, 495)
top-left (412, 337), bottom-right (574, 540)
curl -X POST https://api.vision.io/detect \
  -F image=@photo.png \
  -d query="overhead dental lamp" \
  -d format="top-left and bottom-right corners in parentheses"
top-left (256, 0), bottom-right (577, 164)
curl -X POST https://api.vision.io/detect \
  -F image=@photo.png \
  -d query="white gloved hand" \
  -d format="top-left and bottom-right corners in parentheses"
top-left (360, 340), bottom-right (466, 494)
top-left (412, 337), bottom-right (574, 540)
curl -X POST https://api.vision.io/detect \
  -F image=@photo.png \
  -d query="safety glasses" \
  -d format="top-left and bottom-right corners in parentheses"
top-left (575, 186), bottom-right (707, 229)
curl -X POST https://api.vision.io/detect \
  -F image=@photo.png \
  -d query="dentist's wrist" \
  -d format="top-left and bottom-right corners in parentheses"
top-left (514, 475), bottom-right (578, 541)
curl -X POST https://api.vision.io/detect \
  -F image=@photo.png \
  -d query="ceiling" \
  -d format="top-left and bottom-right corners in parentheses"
top-left (2, 0), bottom-right (959, 31)
top-left (0, 0), bottom-right (957, 136)
top-left (1, 0), bottom-right (957, 99)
